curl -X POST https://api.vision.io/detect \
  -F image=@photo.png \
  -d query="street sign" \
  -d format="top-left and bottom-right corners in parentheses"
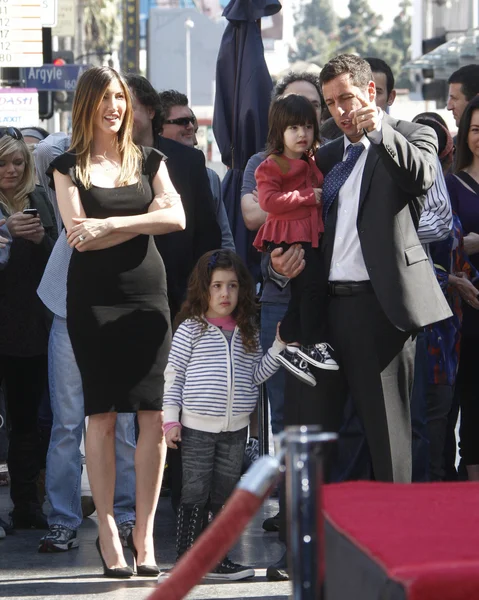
top-left (53, 0), bottom-right (75, 37)
top-left (0, 88), bottom-right (39, 127)
top-left (0, 0), bottom-right (43, 67)
top-left (23, 64), bottom-right (90, 91)
top-left (41, 0), bottom-right (57, 27)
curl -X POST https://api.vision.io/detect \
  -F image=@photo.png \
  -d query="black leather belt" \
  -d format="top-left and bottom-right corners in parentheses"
top-left (328, 281), bottom-right (373, 296)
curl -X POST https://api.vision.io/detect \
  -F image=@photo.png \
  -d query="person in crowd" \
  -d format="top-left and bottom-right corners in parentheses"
top-left (21, 127), bottom-right (49, 147)
top-left (156, 89), bottom-right (234, 251)
top-left (36, 132), bottom-right (138, 553)
top-left (447, 64), bottom-right (479, 127)
top-left (163, 249), bottom-right (285, 580)
top-left (269, 53), bottom-right (451, 576)
top-left (124, 74), bottom-right (221, 318)
top-left (445, 95), bottom-right (479, 481)
top-left (190, 113), bottom-right (235, 251)
top-left (253, 94), bottom-right (338, 385)
top-left (409, 112), bottom-right (476, 481)
top-left (413, 112), bottom-right (454, 175)
top-left (0, 214), bottom-right (9, 494)
top-left (365, 57), bottom-right (397, 112)
top-left (21, 128), bottom-right (50, 185)
top-left (0, 127), bottom-right (57, 529)
top-left (50, 66), bottom-right (185, 577)
top-left (427, 219), bottom-right (479, 480)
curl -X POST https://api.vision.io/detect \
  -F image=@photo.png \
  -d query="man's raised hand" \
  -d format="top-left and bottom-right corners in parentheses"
top-left (351, 94), bottom-right (379, 135)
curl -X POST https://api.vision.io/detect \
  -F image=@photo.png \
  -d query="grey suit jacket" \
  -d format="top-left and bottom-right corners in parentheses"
top-left (317, 113), bottom-right (452, 332)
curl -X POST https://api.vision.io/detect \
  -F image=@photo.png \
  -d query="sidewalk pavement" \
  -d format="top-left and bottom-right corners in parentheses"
top-left (0, 483), bottom-right (290, 600)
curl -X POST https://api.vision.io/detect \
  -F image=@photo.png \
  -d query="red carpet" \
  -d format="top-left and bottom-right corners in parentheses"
top-left (323, 482), bottom-right (479, 600)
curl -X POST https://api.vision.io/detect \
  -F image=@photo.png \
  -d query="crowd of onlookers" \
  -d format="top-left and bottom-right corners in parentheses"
top-left (0, 53), bottom-right (479, 583)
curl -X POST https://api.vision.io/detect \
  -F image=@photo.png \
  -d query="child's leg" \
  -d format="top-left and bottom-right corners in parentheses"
top-left (297, 244), bottom-right (328, 346)
top-left (177, 427), bottom-right (215, 559)
top-left (209, 427), bottom-right (247, 512)
top-left (278, 244), bottom-right (326, 345)
top-left (206, 427), bottom-right (254, 580)
top-left (294, 246), bottom-right (339, 370)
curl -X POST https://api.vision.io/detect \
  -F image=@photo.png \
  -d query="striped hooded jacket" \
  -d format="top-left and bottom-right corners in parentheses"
top-left (163, 318), bottom-right (285, 433)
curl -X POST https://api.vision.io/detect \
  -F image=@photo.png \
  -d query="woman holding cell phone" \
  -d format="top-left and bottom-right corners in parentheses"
top-left (0, 127), bottom-right (57, 529)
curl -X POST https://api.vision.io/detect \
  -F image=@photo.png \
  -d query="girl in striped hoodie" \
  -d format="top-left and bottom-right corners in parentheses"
top-left (163, 249), bottom-right (285, 581)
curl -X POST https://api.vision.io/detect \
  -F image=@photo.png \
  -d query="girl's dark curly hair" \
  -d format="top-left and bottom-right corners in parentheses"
top-left (175, 249), bottom-right (259, 353)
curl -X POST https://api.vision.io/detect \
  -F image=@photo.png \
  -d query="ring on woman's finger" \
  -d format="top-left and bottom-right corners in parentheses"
top-left (79, 234), bottom-right (85, 242)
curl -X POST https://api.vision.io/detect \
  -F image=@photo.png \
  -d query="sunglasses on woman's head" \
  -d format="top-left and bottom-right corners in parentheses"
top-left (164, 116), bottom-right (196, 127)
top-left (0, 127), bottom-right (23, 141)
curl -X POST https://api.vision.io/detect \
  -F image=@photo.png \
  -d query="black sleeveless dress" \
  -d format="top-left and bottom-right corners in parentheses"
top-left (49, 147), bottom-right (171, 416)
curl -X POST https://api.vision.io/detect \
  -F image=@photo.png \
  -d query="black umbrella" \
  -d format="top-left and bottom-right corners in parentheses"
top-left (213, 0), bottom-right (281, 279)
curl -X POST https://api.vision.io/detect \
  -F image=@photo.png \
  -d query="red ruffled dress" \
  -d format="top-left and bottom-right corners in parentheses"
top-left (253, 153), bottom-right (324, 251)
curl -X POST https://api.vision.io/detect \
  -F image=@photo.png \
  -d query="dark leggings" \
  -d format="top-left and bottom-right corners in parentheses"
top-left (455, 336), bottom-right (479, 465)
top-left (0, 354), bottom-right (48, 512)
top-left (269, 242), bottom-right (327, 346)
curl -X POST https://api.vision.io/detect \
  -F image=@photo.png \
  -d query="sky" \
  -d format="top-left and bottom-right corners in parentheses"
top-left (334, 0), bottom-right (401, 31)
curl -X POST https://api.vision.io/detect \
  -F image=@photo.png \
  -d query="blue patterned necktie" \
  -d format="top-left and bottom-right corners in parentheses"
top-left (322, 142), bottom-right (365, 222)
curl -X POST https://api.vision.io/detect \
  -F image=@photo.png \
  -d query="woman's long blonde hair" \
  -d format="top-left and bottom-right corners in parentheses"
top-left (69, 66), bottom-right (141, 189)
top-left (0, 136), bottom-right (36, 215)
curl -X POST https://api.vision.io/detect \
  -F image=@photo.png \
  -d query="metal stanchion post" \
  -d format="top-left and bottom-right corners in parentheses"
top-left (258, 382), bottom-right (269, 456)
top-left (284, 425), bottom-right (337, 600)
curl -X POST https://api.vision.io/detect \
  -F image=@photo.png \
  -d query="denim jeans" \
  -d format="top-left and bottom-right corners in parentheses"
top-left (181, 426), bottom-right (247, 508)
top-left (46, 315), bottom-right (136, 530)
top-left (260, 302), bottom-right (288, 435)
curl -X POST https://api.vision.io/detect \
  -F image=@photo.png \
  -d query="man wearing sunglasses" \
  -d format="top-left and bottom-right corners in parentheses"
top-left (161, 112), bottom-right (196, 146)
top-left (157, 89), bottom-right (234, 252)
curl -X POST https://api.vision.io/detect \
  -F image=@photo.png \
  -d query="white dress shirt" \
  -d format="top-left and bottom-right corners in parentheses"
top-left (329, 113), bottom-right (383, 281)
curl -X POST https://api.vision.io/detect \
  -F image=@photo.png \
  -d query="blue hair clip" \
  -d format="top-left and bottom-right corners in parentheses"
top-left (208, 251), bottom-right (219, 271)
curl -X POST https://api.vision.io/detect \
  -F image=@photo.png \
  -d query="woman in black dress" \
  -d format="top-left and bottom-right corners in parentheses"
top-left (52, 67), bottom-right (185, 577)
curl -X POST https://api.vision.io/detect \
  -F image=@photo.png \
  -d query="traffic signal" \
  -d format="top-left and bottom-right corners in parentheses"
top-left (52, 51), bottom-right (75, 109)
top-left (52, 50), bottom-right (74, 66)
top-left (39, 27), bottom-right (53, 120)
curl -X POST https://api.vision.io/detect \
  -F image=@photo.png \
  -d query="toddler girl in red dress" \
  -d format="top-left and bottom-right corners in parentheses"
top-left (254, 94), bottom-right (338, 386)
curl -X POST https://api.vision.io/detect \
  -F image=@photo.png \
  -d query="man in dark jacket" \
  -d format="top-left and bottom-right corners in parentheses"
top-left (125, 74), bottom-right (222, 318)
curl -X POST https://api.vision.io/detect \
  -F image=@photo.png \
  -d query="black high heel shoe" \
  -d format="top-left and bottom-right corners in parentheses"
top-left (126, 532), bottom-right (160, 577)
top-left (95, 537), bottom-right (133, 578)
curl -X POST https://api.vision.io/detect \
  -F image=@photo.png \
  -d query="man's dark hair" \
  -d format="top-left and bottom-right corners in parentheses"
top-left (273, 72), bottom-right (321, 100)
top-left (265, 94), bottom-right (320, 156)
top-left (365, 57), bottom-right (395, 97)
top-left (448, 65), bottom-right (479, 101)
top-left (319, 54), bottom-right (372, 90)
top-left (124, 73), bottom-right (162, 135)
top-left (157, 90), bottom-right (190, 131)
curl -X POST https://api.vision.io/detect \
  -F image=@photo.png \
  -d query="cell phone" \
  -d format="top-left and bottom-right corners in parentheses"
top-left (23, 208), bottom-right (38, 217)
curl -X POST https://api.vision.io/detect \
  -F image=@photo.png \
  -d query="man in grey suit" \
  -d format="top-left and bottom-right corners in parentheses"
top-left (267, 54), bottom-right (452, 581)
top-left (272, 54), bottom-right (452, 484)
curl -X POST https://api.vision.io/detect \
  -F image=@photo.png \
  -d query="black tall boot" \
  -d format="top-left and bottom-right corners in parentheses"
top-left (176, 504), bottom-right (205, 561)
